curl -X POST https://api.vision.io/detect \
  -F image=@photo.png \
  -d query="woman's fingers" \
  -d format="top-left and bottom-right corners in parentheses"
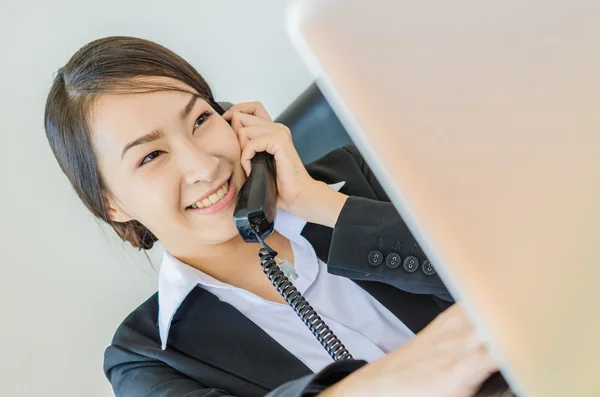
top-left (223, 101), bottom-right (272, 121)
top-left (431, 305), bottom-right (500, 395)
top-left (225, 111), bottom-right (271, 134)
top-left (454, 346), bottom-right (500, 395)
top-left (239, 132), bottom-right (292, 175)
top-left (237, 124), bottom-right (290, 142)
top-left (235, 124), bottom-right (293, 174)
top-left (224, 102), bottom-right (291, 169)
top-left (241, 132), bottom-right (289, 159)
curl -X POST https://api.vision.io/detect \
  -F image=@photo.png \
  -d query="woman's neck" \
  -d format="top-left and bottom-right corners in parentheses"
top-left (170, 231), bottom-right (294, 288)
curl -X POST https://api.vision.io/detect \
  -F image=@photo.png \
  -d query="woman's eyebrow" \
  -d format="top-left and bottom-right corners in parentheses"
top-left (179, 95), bottom-right (199, 120)
top-left (121, 129), bottom-right (164, 160)
top-left (121, 95), bottom-right (200, 160)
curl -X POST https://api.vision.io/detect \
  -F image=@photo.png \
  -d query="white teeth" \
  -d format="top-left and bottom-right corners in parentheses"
top-left (190, 180), bottom-right (230, 209)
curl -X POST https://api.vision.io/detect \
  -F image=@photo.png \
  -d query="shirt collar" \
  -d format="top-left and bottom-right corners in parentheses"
top-left (157, 181), bottom-right (345, 349)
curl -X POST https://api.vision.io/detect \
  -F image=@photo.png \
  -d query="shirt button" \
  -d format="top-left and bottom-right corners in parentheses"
top-left (385, 253), bottom-right (401, 268)
top-left (422, 260), bottom-right (436, 275)
top-left (367, 250), bottom-right (384, 266)
top-left (403, 256), bottom-right (420, 273)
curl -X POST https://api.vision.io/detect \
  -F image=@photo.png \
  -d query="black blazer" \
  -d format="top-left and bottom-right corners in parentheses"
top-left (104, 145), bottom-right (453, 397)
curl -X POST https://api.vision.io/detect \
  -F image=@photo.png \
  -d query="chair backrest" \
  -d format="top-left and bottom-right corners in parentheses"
top-left (275, 83), bottom-right (353, 163)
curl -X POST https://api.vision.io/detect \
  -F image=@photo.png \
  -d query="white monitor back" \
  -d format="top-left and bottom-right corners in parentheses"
top-left (287, 1), bottom-right (600, 396)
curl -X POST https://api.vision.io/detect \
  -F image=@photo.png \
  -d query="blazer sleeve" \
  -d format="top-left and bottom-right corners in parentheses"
top-left (327, 145), bottom-right (454, 302)
top-left (105, 345), bottom-right (227, 397)
top-left (105, 344), bottom-right (366, 397)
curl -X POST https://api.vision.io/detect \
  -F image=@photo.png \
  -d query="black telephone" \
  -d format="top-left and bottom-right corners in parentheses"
top-left (214, 102), bottom-right (352, 362)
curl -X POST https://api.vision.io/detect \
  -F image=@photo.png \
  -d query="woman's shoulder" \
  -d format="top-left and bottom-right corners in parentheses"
top-left (305, 144), bottom-right (364, 183)
top-left (103, 292), bottom-right (164, 379)
top-left (305, 143), bottom-right (360, 167)
top-left (108, 292), bottom-right (161, 348)
top-left (106, 285), bottom-right (216, 354)
top-left (306, 144), bottom-right (387, 201)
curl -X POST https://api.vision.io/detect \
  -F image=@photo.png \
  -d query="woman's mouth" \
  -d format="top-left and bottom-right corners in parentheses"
top-left (186, 177), bottom-right (236, 215)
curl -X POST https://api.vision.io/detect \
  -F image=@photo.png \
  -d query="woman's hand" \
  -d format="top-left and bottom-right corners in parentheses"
top-left (321, 304), bottom-right (499, 397)
top-left (223, 102), bottom-right (348, 227)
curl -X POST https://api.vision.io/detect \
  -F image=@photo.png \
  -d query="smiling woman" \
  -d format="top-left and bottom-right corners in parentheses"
top-left (44, 36), bottom-right (504, 397)
top-left (45, 37), bottom-right (234, 250)
top-left (87, 77), bottom-right (247, 251)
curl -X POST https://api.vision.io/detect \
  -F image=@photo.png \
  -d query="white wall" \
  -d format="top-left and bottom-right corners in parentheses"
top-left (0, 1), bottom-right (313, 396)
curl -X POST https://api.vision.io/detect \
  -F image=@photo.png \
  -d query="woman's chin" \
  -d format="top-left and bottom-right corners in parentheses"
top-left (203, 220), bottom-right (242, 246)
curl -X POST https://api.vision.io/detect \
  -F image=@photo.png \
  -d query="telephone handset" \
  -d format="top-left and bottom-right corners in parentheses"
top-left (215, 102), bottom-right (352, 362)
top-left (233, 152), bottom-right (277, 243)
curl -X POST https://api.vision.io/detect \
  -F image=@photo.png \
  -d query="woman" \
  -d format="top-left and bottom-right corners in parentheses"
top-left (44, 36), bottom-right (500, 396)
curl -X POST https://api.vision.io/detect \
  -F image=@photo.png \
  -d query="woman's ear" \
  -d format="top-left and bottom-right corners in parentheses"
top-left (106, 196), bottom-right (133, 223)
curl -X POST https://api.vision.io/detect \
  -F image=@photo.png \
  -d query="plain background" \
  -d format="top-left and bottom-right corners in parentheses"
top-left (0, 1), bottom-right (313, 396)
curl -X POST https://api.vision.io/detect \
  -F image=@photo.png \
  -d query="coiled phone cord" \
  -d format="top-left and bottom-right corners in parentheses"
top-left (253, 232), bottom-right (353, 362)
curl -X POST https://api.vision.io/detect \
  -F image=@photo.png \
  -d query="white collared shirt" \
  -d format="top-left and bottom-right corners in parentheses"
top-left (158, 182), bottom-right (414, 373)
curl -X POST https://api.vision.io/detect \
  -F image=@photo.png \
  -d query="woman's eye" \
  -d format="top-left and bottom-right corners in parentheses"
top-left (194, 111), bottom-right (213, 130)
top-left (140, 150), bottom-right (163, 166)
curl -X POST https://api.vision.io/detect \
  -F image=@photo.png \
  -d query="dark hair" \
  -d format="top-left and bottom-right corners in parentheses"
top-left (44, 36), bottom-right (219, 250)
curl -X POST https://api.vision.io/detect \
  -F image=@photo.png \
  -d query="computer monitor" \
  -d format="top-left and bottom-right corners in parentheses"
top-left (287, 1), bottom-right (600, 395)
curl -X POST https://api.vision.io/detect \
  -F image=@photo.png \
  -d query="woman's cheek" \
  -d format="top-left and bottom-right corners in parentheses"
top-left (142, 173), bottom-right (180, 217)
top-left (221, 123), bottom-right (242, 149)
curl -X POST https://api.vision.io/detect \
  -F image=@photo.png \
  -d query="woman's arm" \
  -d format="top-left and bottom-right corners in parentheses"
top-left (297, 145), bottom-right (453, 301)
top-left (106, 330), bottom-right (507, 397)
top-left (105, 343), bottom-right (367, 397)
top-left (328, 193), bottom-right (452, 299)
top-left (105, 345), bottom-right (231, 396)
top-left (317, 305), bottom-right (501, 397)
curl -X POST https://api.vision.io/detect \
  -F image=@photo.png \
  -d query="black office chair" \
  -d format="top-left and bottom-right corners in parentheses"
top-left (219, 82), bottom-right (353, 164)
top-left (275, 83), bottom-right (353, 163)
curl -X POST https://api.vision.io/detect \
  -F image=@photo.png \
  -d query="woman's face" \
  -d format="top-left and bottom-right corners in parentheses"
top-left (90, 77), bottom-right (246, 249)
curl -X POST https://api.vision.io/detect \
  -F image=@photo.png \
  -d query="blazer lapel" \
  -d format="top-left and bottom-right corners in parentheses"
top-left (168, 287), bottom-right (312, 392)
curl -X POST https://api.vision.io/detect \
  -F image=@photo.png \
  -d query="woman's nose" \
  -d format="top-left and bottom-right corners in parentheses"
top-left (178, 145), bottom-right (220, 185)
